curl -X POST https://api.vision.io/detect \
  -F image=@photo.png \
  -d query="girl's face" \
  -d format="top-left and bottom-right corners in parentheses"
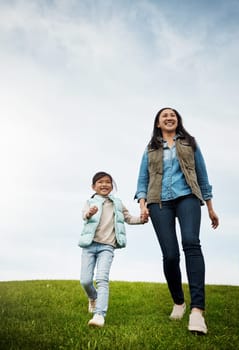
top-left (157, 108), bottom-right (178, 133)
top-left (92, 175), bottom-right (113, 196)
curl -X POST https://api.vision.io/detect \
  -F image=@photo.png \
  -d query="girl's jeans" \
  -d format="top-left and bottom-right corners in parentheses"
top-left (80, 242), bottom-right (114, 317)
top-left (148, 195), bottom-right (205, 310)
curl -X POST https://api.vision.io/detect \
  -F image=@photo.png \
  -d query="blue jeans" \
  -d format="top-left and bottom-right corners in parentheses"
top-left (80, 242), bottom-right (114, 317)
top-left (148, 195), bottom-right (205, 310)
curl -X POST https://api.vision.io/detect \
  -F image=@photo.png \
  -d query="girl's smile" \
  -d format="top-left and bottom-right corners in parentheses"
top-left (92, 176), bottom-right (113, 196)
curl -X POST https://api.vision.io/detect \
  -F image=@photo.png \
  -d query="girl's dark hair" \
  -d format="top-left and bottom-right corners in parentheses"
top-left (148, 107), bottom-right (197, 151)
top-left (92, 171), bottom-right (113, 185)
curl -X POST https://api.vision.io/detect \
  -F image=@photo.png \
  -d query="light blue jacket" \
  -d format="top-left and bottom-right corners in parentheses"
top-left (78, 194), bottom-right (127, 249)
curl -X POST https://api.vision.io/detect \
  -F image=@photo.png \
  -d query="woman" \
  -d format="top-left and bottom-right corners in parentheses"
top-left (135, 107), bottom-right (219, 334)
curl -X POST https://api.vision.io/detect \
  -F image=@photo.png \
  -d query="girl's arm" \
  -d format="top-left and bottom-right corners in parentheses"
top-left (122, 204), bottom-right (148, 224)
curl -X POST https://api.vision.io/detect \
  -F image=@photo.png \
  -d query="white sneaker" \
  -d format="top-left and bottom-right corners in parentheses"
top-left (169, 302), bottom-right (186, 320)
top-left (88, 298), bottom-right (97, 313)
top-left (88, 314), bottom-right (105, 327)
top-left (188, 311), bottom-right (208, 334)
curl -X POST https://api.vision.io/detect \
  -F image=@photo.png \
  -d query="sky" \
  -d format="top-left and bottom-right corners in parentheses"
top-left (0, 0), bottom-right (239, 286)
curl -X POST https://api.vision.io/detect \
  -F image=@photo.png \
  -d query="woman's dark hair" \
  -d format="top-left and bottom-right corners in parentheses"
top-left (148, 107), bottom-right (197, 151)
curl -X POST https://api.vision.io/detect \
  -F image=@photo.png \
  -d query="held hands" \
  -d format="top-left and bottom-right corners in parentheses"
top-left (86, 205), bottom-right (98, 219)
top-left (140, 215), bottom-right (149, 224)
top-left (140, 205), bottom-right (149, 224)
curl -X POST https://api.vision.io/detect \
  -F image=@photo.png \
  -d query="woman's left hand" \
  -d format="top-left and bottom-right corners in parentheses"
top-left (208, 209), bottom-right (219, 229)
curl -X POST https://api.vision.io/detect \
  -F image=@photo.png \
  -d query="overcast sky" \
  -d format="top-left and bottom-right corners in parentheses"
top-left (0, 0), bottom-right (239, 286)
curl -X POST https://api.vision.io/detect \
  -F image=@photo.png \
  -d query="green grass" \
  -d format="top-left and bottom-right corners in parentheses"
top-left (0, 280), bottom-right (238, 350)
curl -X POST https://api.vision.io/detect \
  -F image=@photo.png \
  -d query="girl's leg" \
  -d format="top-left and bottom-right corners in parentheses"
top-left (94, 244), bottom-right (114, 317)
top-left (149, 203), bottom-right (184, 305)
top-left (176, 195), bottom-right (205, 310)
top-left (80, 244), bottom-right (97, 301)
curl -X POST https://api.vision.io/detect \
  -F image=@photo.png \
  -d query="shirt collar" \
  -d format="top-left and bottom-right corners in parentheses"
top-left (158, 133), bottom-right (181, 143)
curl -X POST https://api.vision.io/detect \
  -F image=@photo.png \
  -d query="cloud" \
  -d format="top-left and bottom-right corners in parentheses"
top-left (0, 0), bottom-right (239, 285)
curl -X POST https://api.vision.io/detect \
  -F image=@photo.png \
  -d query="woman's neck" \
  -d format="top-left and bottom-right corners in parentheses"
top-left (162, 131), bottom-right (176, 147)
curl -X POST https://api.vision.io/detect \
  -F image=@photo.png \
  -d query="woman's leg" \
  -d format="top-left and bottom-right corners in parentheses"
top-left (176, 195), bottom-right (205, 310)
top-left (94, 244), bottom-right (114, 317)
top-left (149, 203), bottom-right (184, 305)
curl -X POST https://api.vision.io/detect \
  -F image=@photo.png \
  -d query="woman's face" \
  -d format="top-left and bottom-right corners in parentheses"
top-left (157, 108), bottom-right (178, 133)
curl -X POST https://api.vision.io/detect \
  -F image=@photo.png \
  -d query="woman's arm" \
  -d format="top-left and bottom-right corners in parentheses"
top-left (205, 199), bottom-right (219, 229)
top-left (194, 146), bottom-right (212, 200)
top-left (139, 198), bottom-right (149, 221)
top-left (134, 150), bottom-right (149, 200)
top-left (134, 150), bottom-right (150, 221)
top-left (195, 145), bottom-right (219, 229)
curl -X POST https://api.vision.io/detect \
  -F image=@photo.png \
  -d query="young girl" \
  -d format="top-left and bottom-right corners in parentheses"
top-left (79, 171), bottom-right (148, 327)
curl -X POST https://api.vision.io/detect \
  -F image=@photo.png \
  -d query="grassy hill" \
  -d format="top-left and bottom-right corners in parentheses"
top-left (0, 280), bottom-right (238, 349)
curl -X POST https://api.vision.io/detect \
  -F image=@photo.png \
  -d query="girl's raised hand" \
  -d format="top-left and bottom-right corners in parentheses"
top-left (87, 206), bottom-right (98, 218)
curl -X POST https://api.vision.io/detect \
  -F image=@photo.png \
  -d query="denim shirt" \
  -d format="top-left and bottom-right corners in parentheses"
top-left (135, 141), bottom-right (212, 202)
